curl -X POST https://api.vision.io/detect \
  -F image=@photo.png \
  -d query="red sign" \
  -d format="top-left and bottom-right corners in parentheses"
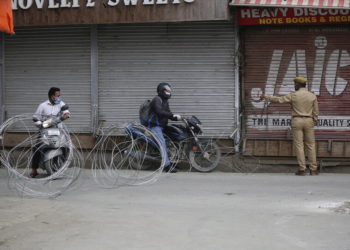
top-left (238, 7), bottom-right (350, 25)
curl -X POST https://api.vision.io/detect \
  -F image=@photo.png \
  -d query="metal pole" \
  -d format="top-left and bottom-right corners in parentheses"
top-left (0, 33), bottom-right (4, 124)
top-left (90, 25), bottom-right (99, 135)
top-left (233, 9), bottom-right (241, 152)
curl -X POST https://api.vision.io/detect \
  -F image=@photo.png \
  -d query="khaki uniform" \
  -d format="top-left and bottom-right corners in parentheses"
top-left (265, 88), bottom-right (319, 171)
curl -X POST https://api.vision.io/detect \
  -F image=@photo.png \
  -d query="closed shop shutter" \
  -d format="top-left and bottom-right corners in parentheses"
top-left (98, 21), bottom-right (237, 137)
top-left (243, 26), bottom-right (350, 140)
top-left (4, 26), bottom-right (91, 132)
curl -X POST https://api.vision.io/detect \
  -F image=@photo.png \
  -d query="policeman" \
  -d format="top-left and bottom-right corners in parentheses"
top-left (260, 77), bottom-right (319, 176)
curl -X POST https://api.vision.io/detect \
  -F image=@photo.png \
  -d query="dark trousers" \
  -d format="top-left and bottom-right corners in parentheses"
top-left (31, 143), bottom-right (43, 170)
top-left (31, 145), bottom-right (68, 169)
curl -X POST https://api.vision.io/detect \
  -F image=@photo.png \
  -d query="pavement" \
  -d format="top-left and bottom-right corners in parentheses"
top-left (0, 168), bottom-right (350, 250)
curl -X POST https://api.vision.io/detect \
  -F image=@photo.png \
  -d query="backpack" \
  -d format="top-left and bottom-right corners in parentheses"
top-left (139, 96), bottom-right (162, 127)
top-left (139, 99), bottom-right (152, 126)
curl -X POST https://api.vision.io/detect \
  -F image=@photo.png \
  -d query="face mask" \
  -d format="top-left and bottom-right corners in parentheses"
top-left (164, 85), bottom-right (172, 98)
top-left (164, 91), bottom-right (171, 98)
top-left (53, 97), bottom-right (61, 104)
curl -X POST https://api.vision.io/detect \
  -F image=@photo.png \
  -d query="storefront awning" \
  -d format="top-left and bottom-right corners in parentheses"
top-left (229, 0), bottom-right (350, 9)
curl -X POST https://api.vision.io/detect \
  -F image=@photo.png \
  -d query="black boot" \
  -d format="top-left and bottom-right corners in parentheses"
top-left (163, 165), bottom-right (177, 173)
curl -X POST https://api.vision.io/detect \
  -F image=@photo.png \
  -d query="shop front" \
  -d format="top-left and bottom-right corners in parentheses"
top-left (2, 0), bottom-right (240, 139)
top-left (230, 0), bottom-right (350, 157)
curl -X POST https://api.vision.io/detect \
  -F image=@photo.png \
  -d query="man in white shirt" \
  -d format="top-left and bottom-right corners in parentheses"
top-left (30, 87), bottom-right (71, 178)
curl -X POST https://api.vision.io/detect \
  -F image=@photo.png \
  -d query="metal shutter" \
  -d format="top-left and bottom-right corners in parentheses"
top-left (243, 26), bottom-right (350, 140)
top-left (98, 21), bottom-right (237, 137)
top-left (4, 26), bottom-right (91, 132)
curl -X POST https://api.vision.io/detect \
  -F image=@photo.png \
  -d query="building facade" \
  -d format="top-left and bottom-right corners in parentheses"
top-left (1, 0), bottom-right (240, 141)
top-left (3, 0), bottom-right (349, 159)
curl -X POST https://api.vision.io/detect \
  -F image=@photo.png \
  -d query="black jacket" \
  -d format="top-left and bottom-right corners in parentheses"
top-left (149, 95), bottom-right (176, 128)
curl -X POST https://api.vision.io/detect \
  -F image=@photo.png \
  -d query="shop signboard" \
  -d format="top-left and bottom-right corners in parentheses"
top-left (238, 7), bottom-right (350, 25)
top-left (12, 0), bottom-right (229, 26)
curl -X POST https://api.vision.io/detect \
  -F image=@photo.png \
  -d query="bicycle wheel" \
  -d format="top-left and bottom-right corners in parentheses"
top-left (188, 139), bottom-right (221, 172)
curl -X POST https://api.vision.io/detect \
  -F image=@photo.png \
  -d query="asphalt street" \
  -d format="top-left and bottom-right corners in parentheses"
top-left (0, 169), bottom-right (349, 250)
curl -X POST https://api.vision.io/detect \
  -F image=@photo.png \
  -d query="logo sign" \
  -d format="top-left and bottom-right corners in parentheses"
top-left (251, 36), bottom-right (350, 107)
top-left (238, 7), bottom-right (350, 25)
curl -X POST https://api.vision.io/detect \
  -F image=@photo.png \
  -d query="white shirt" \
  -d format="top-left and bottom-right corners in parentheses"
top-left (33, 100), bottom-right (70, 126)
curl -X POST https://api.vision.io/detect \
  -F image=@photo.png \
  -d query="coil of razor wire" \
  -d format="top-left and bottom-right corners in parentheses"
top-left (89, 123), bottom-right (172, 189)
top-left (0, 114), bottom-right (83, 198)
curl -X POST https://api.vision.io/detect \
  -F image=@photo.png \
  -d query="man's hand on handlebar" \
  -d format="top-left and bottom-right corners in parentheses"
top-left (173, 114), bottom-right (182, 121)
top-left (62, 113), bottom-right (71, 120)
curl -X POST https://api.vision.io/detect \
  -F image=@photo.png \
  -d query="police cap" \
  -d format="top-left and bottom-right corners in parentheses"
top-left (294, 77), bottom-right (307, 84)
